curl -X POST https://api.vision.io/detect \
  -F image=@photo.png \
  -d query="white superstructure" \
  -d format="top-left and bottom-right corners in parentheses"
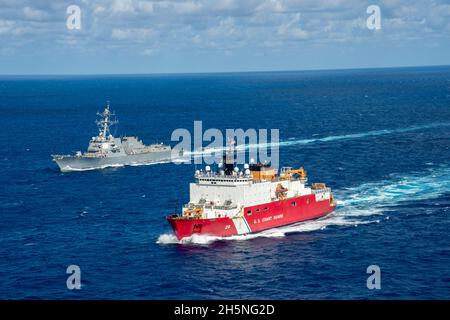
top-left (182, 142), bottom-right (331, 220)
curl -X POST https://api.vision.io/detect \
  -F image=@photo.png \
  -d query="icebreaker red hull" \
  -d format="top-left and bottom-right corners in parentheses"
top-left (167, 194), bottom-right (336, 240)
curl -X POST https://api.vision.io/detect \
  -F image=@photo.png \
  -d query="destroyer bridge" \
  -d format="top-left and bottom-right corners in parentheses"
top-left (52, 102), bottom-right (171, 172)
top-left (167, 140), bottom-right (336, 239)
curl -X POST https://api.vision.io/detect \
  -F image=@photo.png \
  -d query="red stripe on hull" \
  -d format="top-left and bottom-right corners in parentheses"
top-left (244, 194), bottom-right (334, 233)
top-left (167, 194), bottom-right (336, 240)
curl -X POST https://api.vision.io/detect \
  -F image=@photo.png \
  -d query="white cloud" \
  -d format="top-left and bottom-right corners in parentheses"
top-left (94, 5), bottom-right (107, 14)
top-left (0, 19), bottom-right (14, 34)
top-left (192, 34), bottom-right (202, 44)
top-left (111, 0), bottom-right (136, 13)
top-left (138, 1), bottom-right (155, 14)
top-left (256, 0), bottom-right (286, 13)
top-left (213, 0), bottom-right (239, 11)
top-left (23, 6), bottom-right (48, 20)
top-left (1, 0), bottom-right (449, 61)
top-left (0, 19), bottom-right (24, 35)
top-left (142, 47), bottom-right (159, 56)
top-left (111, 28), bottom-right (156, 41)
top-left (173, 1), bottom-right (203, 14)
top-left (277, 13), bottom-right (309, 40)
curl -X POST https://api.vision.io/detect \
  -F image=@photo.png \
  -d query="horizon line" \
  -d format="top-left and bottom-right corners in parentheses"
top-left (1, 63), bottom-right (449, 77)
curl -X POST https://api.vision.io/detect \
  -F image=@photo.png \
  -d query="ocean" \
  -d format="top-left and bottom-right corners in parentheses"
top-left (0, 66), bottom-right (449, 299)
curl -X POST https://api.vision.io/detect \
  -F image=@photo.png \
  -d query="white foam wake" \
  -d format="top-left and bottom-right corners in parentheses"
top-left (62, 163), bottom-right (125, 172)
top-left (61, 160), bottom-right (171, 172)
top-left (128, 160), bottom-right (171, 167)
top-left (157, 165), bottom-right (449, 245)
top-left (337, 165), bottom-right (450, 208)
top-left (156, 216), bottom-right (379, 245)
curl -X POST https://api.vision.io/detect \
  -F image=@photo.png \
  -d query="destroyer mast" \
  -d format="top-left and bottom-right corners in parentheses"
top-left (96, 101), bottom-right (118, 142)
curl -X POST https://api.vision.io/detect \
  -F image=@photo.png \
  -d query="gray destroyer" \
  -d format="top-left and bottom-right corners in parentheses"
top-left (52, 103), bottom-right (171, 172)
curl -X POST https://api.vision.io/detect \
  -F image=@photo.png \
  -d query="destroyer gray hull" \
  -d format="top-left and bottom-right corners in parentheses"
top-left (54, 150), bottom-right (171, 172)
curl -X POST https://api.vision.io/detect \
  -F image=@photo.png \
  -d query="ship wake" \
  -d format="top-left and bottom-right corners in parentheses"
top-left (277, 122), bottom-right (450, 149)
top-left (61, 163), bottom-right (125, 172)
top-left (175, 122), bottom-right (450, 161)
top-left (157, 165), bottom-right (449, 245)
top-left (61, 160), bottom-right (171, 172)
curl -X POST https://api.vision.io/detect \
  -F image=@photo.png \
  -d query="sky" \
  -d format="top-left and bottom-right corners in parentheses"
top-left (0, 0), bottom-right (450, 75)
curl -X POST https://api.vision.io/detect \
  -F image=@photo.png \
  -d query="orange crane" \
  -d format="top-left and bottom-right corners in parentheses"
top-left (282, 167), bottom-right (307, 180)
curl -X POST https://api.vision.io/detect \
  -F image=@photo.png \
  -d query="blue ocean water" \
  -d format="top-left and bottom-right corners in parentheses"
top-left (0, 66), bottom-right (449, 299)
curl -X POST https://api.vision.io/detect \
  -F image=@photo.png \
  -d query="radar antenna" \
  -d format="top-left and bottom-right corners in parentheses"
top-left (95, 101), bottom-right (118, 140)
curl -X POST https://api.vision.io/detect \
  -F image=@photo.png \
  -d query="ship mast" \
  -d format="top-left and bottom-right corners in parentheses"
top-left (96, 101), bottom-right (118, 141)
top-left (223, 137), bottom-right (236, 175)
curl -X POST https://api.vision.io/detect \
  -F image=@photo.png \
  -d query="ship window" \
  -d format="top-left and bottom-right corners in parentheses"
top-left (291, 202), bottom-right (296, 206)
top-left (246, 210), bottom-right (252, 215)
top-left (256, 209), bottom-right (260, 213)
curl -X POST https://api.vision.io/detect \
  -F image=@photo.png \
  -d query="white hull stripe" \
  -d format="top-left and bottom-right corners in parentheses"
top-left (242, 217), bottom-right (252, 233)
top-left (232, 217), bottom-right (252, 235)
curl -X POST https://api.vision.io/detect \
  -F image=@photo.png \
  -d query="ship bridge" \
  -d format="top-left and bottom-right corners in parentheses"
top-left (195, 168), bottom-right (253, 186)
